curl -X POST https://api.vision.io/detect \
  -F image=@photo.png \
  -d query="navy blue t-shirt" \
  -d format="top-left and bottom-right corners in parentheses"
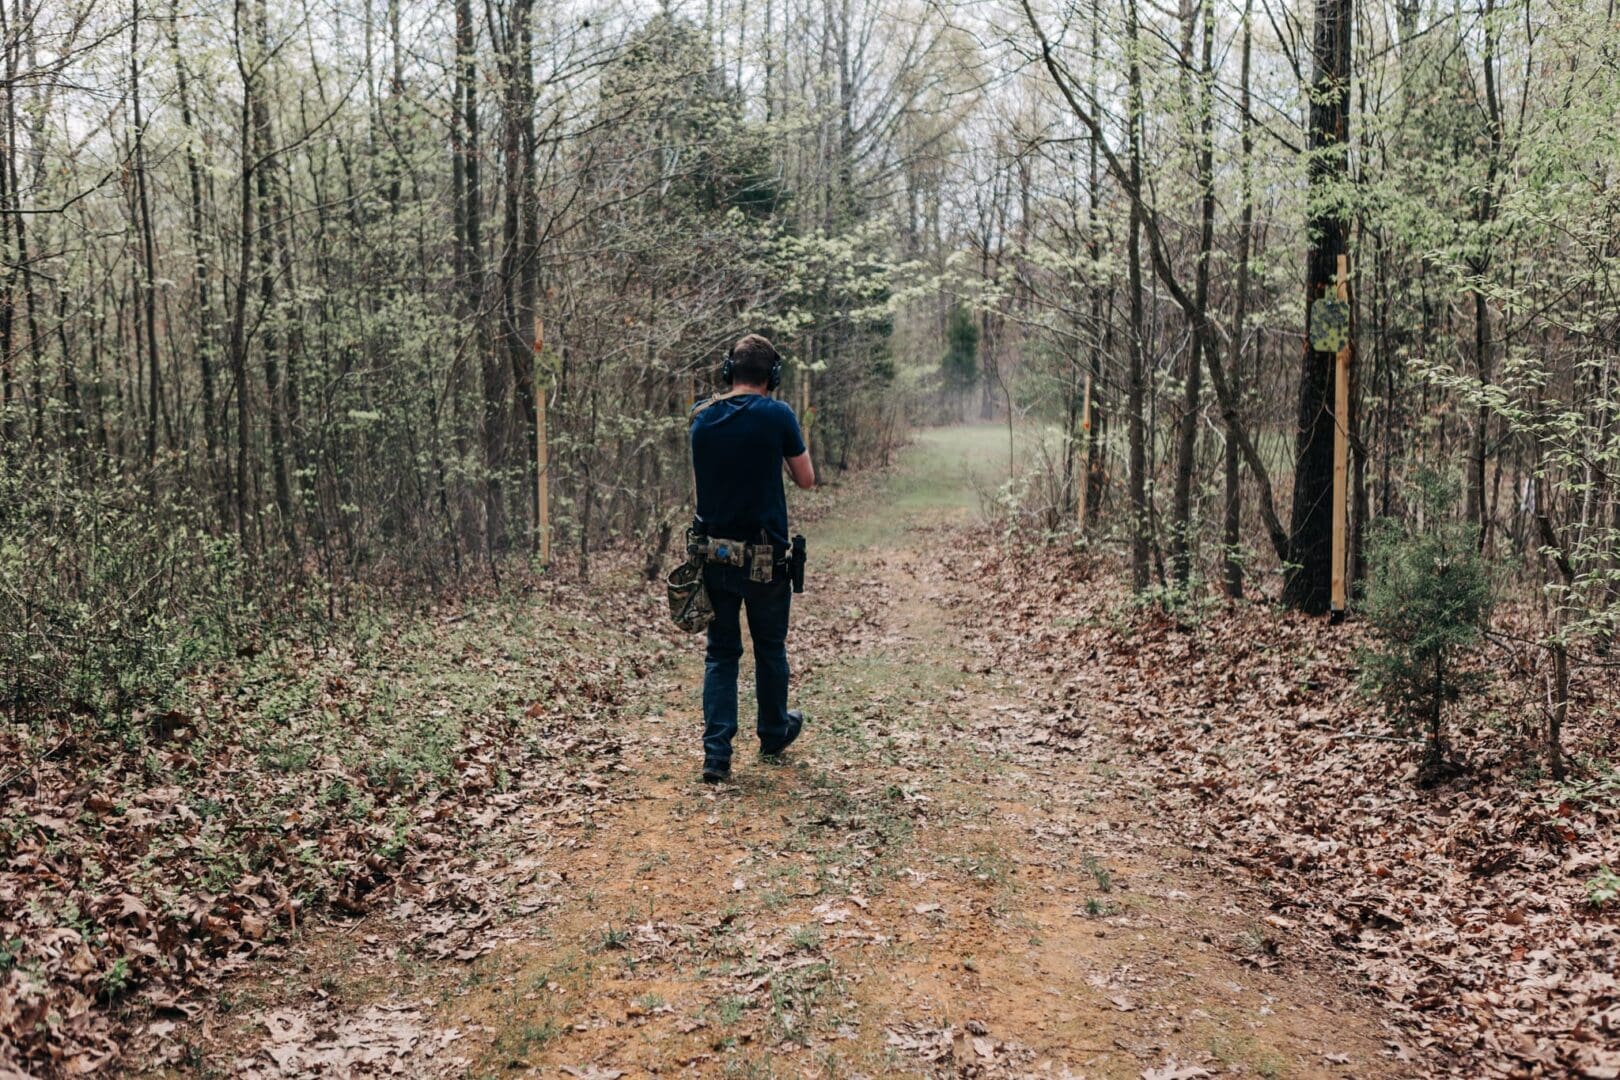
top-left (691, 393), bottom-right (807, 547)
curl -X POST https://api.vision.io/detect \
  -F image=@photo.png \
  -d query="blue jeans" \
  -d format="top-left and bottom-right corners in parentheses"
top-left (702, 562), bottom-right (793, 766)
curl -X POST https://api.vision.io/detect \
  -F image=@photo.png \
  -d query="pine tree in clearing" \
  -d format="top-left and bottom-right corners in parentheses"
top-left (940, 305), bottom-right (980, 421)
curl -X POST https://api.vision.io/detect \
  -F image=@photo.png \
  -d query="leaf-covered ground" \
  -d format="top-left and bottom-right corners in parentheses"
top-left (6, 425), bottom-right (1615, 1078)
top-left (940, 537), bottom-right (1620, 1077)
top-left (1, 569), bottom-right (677, 1076)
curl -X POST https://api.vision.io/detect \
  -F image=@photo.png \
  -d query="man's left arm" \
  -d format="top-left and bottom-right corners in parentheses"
top-left (786, 451), bottom-right (815, 489)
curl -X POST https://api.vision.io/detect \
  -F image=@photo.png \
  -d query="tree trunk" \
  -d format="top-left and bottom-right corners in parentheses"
top-left (1282, 0), bottom-right (1353, 614)
top-left (170, 0), bottom-right (224, 511)
top-left (251, 0), bottom-right (298, 554)
top-left (1549, 639), bottom-right (1568, 781)
top-left (454, 0), bottom-right (502, 559)
top-left (1225, 0), bottom-right (1255, 600)
top-left (1170, 0), bottom-right (1215, 589)
top-left (229, 0), bottom-right (257, 548)
top-left (131, 0), bottom-right (164, 466)
top-left (1083, 0), bottom-right (1105, 527)
top-left (1464, 0), bottom-right (1503, 548)
top-left (0, 114), bottom-right (12, 455)
top-left (4, 7), bottom-right (47, 457)
top-left (500, 0), bottom-right (539, 544)
top-left (1125, 0), bottom-right (1149, 592)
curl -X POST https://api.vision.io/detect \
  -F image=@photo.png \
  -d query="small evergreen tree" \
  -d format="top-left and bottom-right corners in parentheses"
top-left (1358, 474), bottom-right (1494, 785)
top-left (940, 305), bottom-right (979, 418)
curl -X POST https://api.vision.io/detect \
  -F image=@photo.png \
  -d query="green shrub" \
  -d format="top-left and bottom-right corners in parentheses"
top-left (1587, 866), bottom-right (1620, 907)
top-left (0, 460), bottom-right (244, 721)
top-left (1358, 473), bottom-right (1494, 784)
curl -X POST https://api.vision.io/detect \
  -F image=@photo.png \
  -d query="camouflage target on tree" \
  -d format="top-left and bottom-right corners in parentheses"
top-left (1310, 297), bottom-right (1351, 354)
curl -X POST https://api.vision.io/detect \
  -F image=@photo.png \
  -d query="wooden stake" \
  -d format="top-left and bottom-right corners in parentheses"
top-left (1077, 371), bottom-right (1093, 530)
top-left (1331, 253), bottom-right (1350, 616)
top-left (534, 314), bottom-right (550, 568)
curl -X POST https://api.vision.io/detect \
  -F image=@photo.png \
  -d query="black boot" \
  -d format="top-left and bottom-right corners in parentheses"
top-left (762, 710), bottom-right (804, 757)
top-left (702, 761), bottom-right (731, 784)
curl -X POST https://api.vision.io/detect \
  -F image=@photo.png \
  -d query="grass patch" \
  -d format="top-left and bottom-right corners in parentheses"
top-left (808, 425), bottom-right (1013, 549)
top-left (765, 961), bottom-right (838, 1047)
top-left (493, 1019), bottom-right (564, 1064)
top-left (1081, 854), bottom-right (1113, 893)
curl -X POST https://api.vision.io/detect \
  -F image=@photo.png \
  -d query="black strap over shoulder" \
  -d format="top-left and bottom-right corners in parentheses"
top-left (690, 390), bottom-right (749, 418)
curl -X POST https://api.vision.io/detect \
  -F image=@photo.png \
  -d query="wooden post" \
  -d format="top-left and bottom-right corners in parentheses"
top-left (1076, 371), bottom-right (1093, 530)
top-left (534, 314), bottom-right (550, 568)
top-left (1330, 253), bottom-right (1350, 616)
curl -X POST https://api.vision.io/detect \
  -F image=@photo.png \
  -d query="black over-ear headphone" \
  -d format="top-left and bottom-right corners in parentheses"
top-left (720, 338), bottom-right (782, 392)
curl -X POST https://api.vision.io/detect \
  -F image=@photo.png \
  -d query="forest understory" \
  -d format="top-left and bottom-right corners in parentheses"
top-left (6, 0), bottom-right (1620, 1071)
top-left (5, 427), bottom-right (1616, 1079)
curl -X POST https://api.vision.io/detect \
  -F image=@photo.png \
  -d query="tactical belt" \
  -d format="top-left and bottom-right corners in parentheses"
top-left (689, 535), bottom-right (785, 583)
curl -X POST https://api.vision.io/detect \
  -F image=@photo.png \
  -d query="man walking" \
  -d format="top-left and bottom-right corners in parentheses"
top-left (689, 334), bottom-right (815, 783)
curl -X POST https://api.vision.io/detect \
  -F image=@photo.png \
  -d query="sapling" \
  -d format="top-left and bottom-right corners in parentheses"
top-left (1358, 474), bottom-right (1494, 785)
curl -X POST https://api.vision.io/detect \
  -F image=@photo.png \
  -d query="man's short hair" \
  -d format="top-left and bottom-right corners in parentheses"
top-left (729, 334), bottom-right (779, 386)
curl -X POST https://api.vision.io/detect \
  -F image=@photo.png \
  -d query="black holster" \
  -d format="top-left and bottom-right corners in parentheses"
top-left (789, 535), bottom-right (806, 594)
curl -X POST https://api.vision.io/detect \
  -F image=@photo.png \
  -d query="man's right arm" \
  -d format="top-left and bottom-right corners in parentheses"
top-left (782, 403), bottom-right (814, 489)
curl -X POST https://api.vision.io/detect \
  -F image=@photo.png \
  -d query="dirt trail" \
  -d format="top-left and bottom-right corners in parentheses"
top-left (426, 427), bottom-right (1401, 1079)
top-left (205, 427), bottom-right (1407, 1078)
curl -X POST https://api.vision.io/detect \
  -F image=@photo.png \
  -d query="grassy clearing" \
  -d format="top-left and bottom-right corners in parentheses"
top-left (806, 423), bottom-right (1013, 549)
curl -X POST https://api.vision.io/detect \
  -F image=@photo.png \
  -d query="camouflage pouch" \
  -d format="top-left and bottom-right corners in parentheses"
top-left (666, 558), bottom-right (714, 633)
top-left (750, 544), bottom-right (774, 583)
